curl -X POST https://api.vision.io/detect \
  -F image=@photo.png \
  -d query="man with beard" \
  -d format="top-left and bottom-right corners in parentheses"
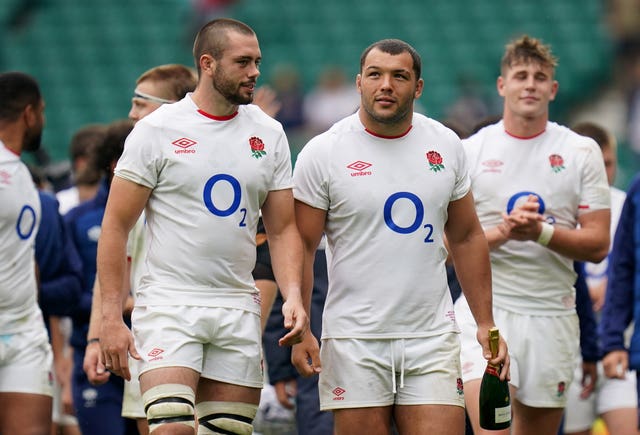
top-left (0, 71), bottom-right (53, 434)
top-left (291, 39), bottom-right (509, 434)
top-left (97, 18), bottom-right (308, 435)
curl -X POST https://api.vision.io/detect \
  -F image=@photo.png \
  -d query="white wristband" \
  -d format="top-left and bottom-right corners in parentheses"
top-left (536, 222), bottom-right (554, 246)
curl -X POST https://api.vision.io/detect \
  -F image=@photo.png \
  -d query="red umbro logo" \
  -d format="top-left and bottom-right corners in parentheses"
top-left (332, 386), bottom-right (346, 401)
top-left (347, 161), bottom-right (372, 177)
top-left (148, 348), bottom-right (165, 361)
top-left (172, 138), bottom-right (197, 154)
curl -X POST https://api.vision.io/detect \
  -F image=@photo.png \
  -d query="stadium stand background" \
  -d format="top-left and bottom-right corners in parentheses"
top-left (2, 0), bottom-right (637, 188)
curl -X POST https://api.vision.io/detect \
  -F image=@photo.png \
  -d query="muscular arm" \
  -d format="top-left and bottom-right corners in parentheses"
top-left (501, 195), bottom-right (610, 263)
top-left (290, 200), bottom-right (326, 377)
top-left (96, 176), bottom-right (149, 379)
top-left (446, 192), bottom-right (509, 376)
top-left (261, 188), bottom-right (308, 345)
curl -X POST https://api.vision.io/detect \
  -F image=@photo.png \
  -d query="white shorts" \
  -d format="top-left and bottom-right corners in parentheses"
top-left (122, 356), bottom-right (145, 419)
top-left (455, 295), bottom-right (578, 408)
top-left (0, 324), bottom-right (54, 396)
top-left (318, 333), bottom-right (465, 410)
top-left (132, 305), bottom-right (263, 388)
top-left (564, 360), bottom-right (637, 432)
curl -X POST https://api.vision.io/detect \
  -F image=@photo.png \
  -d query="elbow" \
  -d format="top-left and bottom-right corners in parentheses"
top-left (586, 245), bottom-right (609, 263)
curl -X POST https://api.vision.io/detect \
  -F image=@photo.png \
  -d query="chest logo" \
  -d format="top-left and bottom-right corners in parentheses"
top-left (549, 154), bottom-right (565, 173)
top-left (347, 160), bottom-right (372, 177)
top-left (172, 137), bottom-right (197, 154)
top-left (249, 136), bottom-right (267, 159)
top-left (426, 150), bottom-right (445, 172)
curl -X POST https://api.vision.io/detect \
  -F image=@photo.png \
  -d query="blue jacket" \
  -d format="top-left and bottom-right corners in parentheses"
top-left (574, 261), bottom-right (599, 362)
top-left (600, 174), bottom-right (640, 370)
top-left (64, 178), bottom-right (109, 350)
top-left (35, 191), bottom-right (83, 320)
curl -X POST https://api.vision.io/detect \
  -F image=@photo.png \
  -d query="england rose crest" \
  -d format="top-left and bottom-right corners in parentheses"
top-left (426, 150), bottom-right (444, 172)
top-left (249, 136), bottom-right (266, 159)
top-left (549, 154), bottom-right (565, 173)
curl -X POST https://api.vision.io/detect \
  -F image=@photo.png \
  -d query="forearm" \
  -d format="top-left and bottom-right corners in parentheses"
top-left (544, 224), bottom-right (609, 263)
top-left (97, 226), bottom-right (128, 323)
top-left (450, 231), bottom-right (495, 329)
top-left (268, 224), bottom-right (304, 303)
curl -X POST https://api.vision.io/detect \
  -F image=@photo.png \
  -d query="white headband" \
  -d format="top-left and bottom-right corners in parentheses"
top-left (133, 89), bottom-right (176, 105)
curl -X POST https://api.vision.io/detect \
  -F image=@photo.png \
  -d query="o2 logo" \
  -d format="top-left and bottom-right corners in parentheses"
top-left (16, 205), bottom-right (37, 240)
top-left (506, 191), bottom-right (555, 224)
top-left (202, 173), bottom-right (247, 227)
top-left (383, 192), bottom-right (434, 243)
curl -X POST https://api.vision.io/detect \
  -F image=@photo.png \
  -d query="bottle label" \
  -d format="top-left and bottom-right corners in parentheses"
top-left (495, 405), bottom-right (511, 423)
top-left (484, 366), bottom-right (500, 377)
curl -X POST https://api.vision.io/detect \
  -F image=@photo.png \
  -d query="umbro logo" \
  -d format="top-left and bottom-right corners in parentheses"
top-left (172, 137), bottom-right (197, 154)
top-left (347, 160), bottom-right (372, 177)
top-left (332, 386), bottom-right (346, 401)
top-left (481, 159), bottom-right (503, 173)
top-left (148, 348), bottom-right (165, 361)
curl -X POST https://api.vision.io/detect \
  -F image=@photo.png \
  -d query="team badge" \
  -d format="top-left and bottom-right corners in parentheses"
top-left (556, 381), bottom-right (566, 397)
top-left (549, 154), bottom-right (565, 173)
top-left (426, 150), bottom-right (445, 172)
top-left (249, 136), bottom-right (267, 159)
top-left (456, 378), bottom-right (464, 396)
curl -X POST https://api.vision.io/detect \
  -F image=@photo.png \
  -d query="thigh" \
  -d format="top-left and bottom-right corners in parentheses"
top-left (132, 305), bottom-right (206, 376)
top-left (196, 377), bottom-right (261, 405)
top-left (0, 392), bottom-right (52, 434)
top-left (394, 404), bottom-right (465, 435)
top-left (0, 326), bottom-right (54, 396)
top-left (512, 399), bottom-right (564, 435)
top-left (509, 313), bottom-right (579, 408)
top-left (319, 338), bottom-right (395, 410)
top-left (563, 358), bottom-right (595, 433)
top-left (334, 406), bottom-right (393, 435)
top-left (201, 307), bottom-right (263, 389)
top-left (395, 334), bottom-right (465, 407)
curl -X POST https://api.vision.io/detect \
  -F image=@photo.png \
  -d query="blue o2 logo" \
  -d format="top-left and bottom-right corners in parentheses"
top-left (506, 191), bottom-right (555, 224)
top-left (506, 191), bottom-right (545, 215)
top-left (203, 174), bottom-right (247, 226)
top-left (383, 191), bottom-right (434, 243)
top-left (16, 205), bottom-right (37, 240)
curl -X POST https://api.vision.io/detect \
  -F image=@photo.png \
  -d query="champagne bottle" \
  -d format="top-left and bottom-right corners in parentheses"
top-left (479, 327), bottom-right (511, 430)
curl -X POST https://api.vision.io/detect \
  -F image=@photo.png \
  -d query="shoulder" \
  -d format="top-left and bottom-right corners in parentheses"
top-left (239, 104), bottom-right (285, 133)
top-left (548, 122), bottom-right (599, 150)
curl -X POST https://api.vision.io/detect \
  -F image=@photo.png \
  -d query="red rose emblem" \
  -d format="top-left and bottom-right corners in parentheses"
top-left (249, 136), bottom-right (267, 159)
top-left (549, 154), bottom-right (565, 173)
top-left (426, 150), bottom-right (445, 172)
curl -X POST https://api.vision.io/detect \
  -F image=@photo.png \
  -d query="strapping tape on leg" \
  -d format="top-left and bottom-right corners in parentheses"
top-left (196, 401), bottom-right (258, 435)
top-left (142, 383), bottom-right (196, 432)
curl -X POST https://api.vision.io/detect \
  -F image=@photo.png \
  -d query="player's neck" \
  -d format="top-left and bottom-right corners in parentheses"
top-left (0, 127), bottom-right (23, 155)
top-left (358, 110), bottom-right (413, 138)
top-left (191, 87), bottom-right (238, 118)
top-left (502, 111), bottom-right (548, 139)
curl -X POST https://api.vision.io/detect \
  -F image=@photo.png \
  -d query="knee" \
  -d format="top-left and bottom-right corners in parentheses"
top-left (142, 384), bottom-right (196, 433)
top-left (195, 401), bottom-right (258, 434)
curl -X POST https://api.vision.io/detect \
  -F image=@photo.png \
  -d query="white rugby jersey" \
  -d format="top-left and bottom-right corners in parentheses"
top-left (0, 142), bottom-right (43, 332)
top-left (115, 94), bottom-right (292, 312)
top-left (294, 112), bottom-right (470, 339)
top-left (464, 120), bottom-right (610, 315)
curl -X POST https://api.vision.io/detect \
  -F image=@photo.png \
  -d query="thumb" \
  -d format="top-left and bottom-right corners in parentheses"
top-left (129, 340), bottom-right (141, 360)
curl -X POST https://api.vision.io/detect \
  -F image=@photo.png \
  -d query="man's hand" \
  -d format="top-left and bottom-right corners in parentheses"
top-left (477, 326), bottom-right (510, 381)
top-left (279, 295), bottom-right (309, 346)
top-left (274, 379), bottom-right (297, 409)
top-left (83, 341), bottom-right (110, 385)
top-left (579, 361), bottom-right (597, 399)
top-left (502, 195), bottom-right (545, 242)
top-left (292, 331), bottom-right (321, 377)
top-left (100, 319), bottom-right (140, 381)
top-left (603, 350), bottom-right (629, 379)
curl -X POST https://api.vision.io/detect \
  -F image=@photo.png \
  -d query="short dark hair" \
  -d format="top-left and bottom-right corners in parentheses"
top-left (572, 121), bottom-right (614, 151)
top-left (0, 72), bottom-right (42, 123)
top-left (360, 39), bottom-right (422, 79)
top-left (92, 119), bottom-right (134, 177)
top-left (192, 18), bottom-right (256, 75)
